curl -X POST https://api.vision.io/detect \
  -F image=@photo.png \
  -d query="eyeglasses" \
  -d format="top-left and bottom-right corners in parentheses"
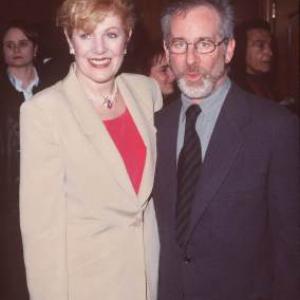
top-left (167, 37), bottom-right (228, 55)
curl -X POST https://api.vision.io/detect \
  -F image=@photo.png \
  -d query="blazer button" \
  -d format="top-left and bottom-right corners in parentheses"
top-left (184, 256), bottom-right (191, 264)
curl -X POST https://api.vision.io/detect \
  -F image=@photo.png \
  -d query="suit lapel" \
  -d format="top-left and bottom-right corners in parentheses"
top-left (61, 67), bottom-right (137, 199)
top-left (187, 85), bottom-right (251, 241)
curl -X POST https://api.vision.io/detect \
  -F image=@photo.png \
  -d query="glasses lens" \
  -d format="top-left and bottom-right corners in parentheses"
top-left (195, 39), bottom-right (215, 54)
top-left (169, 39), bottom-right (187, 54)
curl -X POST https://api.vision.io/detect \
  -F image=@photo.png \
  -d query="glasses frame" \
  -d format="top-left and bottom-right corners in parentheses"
top-left (167, 37), bottom-right (229, 55)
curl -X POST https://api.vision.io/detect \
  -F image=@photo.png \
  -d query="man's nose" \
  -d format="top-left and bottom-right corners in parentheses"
top-left (186, 44), bottom-right (199, 66)
top-left (263, 44), bottom-right (273, 57)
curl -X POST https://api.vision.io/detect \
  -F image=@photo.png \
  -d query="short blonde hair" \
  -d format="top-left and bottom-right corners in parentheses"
top-left (57, 0), bottom-right (136, 37)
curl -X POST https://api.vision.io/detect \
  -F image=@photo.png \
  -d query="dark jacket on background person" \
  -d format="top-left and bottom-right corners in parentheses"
top-left (0, 69), bottom-right (53, 300)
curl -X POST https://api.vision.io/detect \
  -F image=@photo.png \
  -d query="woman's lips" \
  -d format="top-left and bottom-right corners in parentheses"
top-left (88, 57), bottom-right (111, 68)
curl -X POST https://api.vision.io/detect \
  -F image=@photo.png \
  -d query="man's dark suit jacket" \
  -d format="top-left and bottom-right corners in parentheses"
top-left (154, 83), bottom-right (300, 300)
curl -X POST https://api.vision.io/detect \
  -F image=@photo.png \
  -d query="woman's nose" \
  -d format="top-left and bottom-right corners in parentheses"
top-left (93, 36), bottom-right (106, 54)
top-left (12, 44), bottom-right (21, 53)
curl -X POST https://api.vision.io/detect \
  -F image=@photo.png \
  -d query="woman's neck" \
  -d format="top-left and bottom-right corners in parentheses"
top-left (75, 70), bottom-right (115, 100)
top-left (8, 65), bottom-right (36, 89)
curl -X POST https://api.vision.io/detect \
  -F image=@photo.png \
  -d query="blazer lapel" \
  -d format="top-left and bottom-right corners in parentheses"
top-left (116, 74), bottom-right (162, 205)
top-left (61, 67), bottom-right (136, 199)
top-left (187, 84), bottom-right (251, 241)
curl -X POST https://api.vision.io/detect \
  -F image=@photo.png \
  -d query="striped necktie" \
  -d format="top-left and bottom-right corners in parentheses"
top-left (176, 104), bottom-right (202, 247)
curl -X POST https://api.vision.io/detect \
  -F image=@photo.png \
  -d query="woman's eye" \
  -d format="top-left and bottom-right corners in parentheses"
top-left (79, 33), bottom-right (92, 40)
top-left (107, 32), bottom-right (118, 39)
top-left (4, 42), bottom-right (14, 49)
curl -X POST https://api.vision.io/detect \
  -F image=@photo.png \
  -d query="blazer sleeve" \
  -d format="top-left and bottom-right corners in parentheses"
top-left (268, 113), bottom-right (300, 299)
top-left (150, 78), bottom-right (163, 113)
top-left (19, 99), bottom-right (68, 300)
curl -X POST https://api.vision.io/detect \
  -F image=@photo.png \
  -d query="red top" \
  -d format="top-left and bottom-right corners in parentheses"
top-left (103, 109), bottom-right (146, 194)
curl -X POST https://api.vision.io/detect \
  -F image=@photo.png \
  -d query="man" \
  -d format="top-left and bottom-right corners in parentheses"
top-left (153, 1), bottom-right (300, 299)
top-left (231, 19), bottom-right (276, 100)
top-left (245, 20), bottom-right (273, 75)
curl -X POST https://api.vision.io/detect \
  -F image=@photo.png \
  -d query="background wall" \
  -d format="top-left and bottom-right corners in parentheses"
top-left (0, 0), bottom-right (298, 110)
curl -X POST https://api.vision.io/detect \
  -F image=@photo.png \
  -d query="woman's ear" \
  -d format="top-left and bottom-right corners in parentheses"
top-left (33, 45), bottom-right (38, 58)
top-left (123, 29), bottom-right (132, 55)
top-left (127, 29), bottom-right (133, 42)
top-left (64, 29), bottom-right (75, 55)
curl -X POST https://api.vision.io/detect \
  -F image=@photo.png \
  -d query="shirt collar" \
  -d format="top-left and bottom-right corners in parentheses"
top-left (8, 67), bottom-right (39, 96)
top-left (180, 77), bottom-right (231, 122)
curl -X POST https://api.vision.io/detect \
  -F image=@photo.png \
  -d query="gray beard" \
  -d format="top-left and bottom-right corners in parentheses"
top-left (177, 65), bottom-right (227, 99)
top-left (177, 76), bottom-right (215, 99)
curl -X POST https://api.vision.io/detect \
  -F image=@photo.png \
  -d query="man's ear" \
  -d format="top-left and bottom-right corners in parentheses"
top-left (225, 37), bottom-right (236, 64)
top-left (163, 40), bottom-right (170, 64)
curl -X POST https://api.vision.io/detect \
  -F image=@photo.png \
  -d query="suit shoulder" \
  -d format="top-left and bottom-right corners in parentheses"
top-left (229, 84), bottom-right (299, 139)
top-left (155, 98), bottom-right (180, 126)
top-left (231, 83), bottom-right (296, 122)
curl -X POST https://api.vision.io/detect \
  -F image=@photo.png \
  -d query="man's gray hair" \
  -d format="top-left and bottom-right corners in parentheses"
top-left (161, 0), bottom-right (234, 40)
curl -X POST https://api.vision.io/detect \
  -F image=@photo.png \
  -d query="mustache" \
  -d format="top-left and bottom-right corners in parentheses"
top-left (180, 65), bottom-right (212, 80)
top-left (178, 64), bottom-right (226, 82)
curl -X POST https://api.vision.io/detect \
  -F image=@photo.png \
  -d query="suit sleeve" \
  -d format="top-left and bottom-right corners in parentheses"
top-left (19, 101), bottom-right (68, 300)
top-left (268, 113), bottom-right (300, 299)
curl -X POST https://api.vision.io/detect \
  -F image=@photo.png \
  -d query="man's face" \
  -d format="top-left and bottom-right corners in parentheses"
top-left (164, 5), bottom-right (235, 100)
top-left (246, 28), bottom-right (273, 75)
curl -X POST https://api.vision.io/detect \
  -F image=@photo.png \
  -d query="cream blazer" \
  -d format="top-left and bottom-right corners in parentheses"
top-left (19, 66), bottom-right (162, 300)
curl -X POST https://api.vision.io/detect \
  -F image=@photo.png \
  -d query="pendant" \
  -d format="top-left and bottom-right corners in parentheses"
top-left (104, 97), bottom-right (113, 109)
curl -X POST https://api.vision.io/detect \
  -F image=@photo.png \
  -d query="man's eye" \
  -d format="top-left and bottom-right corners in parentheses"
top-left (198, 40), bottom-right (212, 48)
top-left (172, 40), bottom-right (185, 48)
top-left (253, 41), bottom-right (266, 50)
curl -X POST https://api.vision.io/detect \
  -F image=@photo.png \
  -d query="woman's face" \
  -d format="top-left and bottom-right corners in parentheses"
top-left (3, 27), bottom-right (37, 68)
top-left (150, 54), bottom-right (175, 96)
top-left (68, 12), bottom-right (130, 87)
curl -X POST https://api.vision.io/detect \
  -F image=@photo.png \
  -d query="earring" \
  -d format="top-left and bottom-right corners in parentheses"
top-left (123, 49), bottom-right (127, 55)
top-left (70, 48), bottom-right (75, 55)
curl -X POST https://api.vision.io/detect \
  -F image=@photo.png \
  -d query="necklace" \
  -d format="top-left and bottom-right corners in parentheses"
top-left (90, 82), bottom-right (118, 110)
top-left (101, 81), bottom-right (118, 109)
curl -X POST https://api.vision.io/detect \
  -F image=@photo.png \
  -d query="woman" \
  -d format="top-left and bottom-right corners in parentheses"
top-left (19, 1), bottom-right (162, 300)
top-left (0, 21), bottom-right (45, 201)
top-left (0, 20), bottom-right (51, 300)
top-left (146, 42), bottom-right (176, 106)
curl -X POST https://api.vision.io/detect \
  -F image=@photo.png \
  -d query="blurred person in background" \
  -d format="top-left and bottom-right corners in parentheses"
top-left (146, 42), bottom-right (176, 105)
top-left (231, 19), bottom-right (297, 113)
top-left (0, 19), bottom-right (54, 300)
top-left (231, 19), bottom-right (276, 99)
top-left (19, 0), bottom-right (162, 300)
